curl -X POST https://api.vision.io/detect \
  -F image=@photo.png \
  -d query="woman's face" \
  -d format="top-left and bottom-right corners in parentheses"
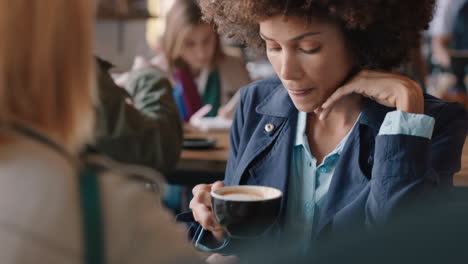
top-left (180, 23), bottom-right (217, 74)
top-left (259, 15), bottom-right (354, 113)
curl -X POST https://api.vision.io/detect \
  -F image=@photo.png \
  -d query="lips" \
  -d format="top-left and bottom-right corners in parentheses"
top-left (287, 88), bottom-right (313, 97)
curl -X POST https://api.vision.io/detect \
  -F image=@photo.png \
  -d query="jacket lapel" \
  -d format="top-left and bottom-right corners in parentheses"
top-left (230, 84), bottom-right (297, 202)
top-left (246, 115), bottom-right (297, 205)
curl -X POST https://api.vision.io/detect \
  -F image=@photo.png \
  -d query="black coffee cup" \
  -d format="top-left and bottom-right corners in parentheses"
top-left (211, 185), bottom-right (283, 239)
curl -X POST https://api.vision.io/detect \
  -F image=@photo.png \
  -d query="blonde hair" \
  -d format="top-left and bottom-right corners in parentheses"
top-left (161, 0), bottom-right (224, 75)
top-left (0, 0), bottom-right (95, 153)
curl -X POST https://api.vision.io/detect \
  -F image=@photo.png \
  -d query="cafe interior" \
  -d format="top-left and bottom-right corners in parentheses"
top-left (1, 0), bottom-right (467, 263)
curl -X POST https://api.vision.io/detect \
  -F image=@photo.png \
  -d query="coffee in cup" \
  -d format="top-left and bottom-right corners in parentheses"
top-left (211, 185), bottom-right (282, 239)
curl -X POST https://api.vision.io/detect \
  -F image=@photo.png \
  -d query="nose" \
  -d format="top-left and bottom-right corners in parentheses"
top-left (195, 44), bottom-right (209, 62)
top-left (279, 52), bottom-right (303, 80)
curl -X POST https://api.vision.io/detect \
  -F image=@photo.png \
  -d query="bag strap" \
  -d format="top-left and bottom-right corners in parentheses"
top-left (79, 165), bottom-right (106, 264)
top-left (10, 123), bottom-right (74, 163)
top-left (9, 124), bottom-right (106, 264)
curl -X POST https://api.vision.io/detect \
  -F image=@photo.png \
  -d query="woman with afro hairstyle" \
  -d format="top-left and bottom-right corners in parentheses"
top-left (185, 0), bottom-right (468, 261)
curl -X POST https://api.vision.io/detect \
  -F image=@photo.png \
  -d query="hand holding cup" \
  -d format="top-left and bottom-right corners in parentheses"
top-left (190, 181), bottom-right (226, 241)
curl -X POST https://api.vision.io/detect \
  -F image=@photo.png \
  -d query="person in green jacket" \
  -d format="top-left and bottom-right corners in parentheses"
top-left (93, 58), bottom-right (183, 176)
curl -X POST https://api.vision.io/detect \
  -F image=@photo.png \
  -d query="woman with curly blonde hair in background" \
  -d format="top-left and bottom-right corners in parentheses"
top-left (0, 1), bottom-right (202, 263)
top-left (184, 0), bottom-right (468, 262)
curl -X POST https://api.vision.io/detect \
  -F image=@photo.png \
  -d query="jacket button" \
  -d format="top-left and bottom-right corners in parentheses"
top-left (264, 123), bottom-right (275, 132)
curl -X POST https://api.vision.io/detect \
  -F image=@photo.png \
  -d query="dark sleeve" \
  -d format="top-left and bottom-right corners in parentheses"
top-left (365, 102), bottom-right (467, 225)
top-left (93, 63), bottom-right (183, 175)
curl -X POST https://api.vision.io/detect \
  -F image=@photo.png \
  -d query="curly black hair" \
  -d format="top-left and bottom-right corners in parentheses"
top-left (198, 0), bottom-right (435, 70)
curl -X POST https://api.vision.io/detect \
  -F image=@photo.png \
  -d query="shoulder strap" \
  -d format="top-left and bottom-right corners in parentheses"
top-left (9, 124), bottom-right (106, 264)
top-left (79, 165), bottom-right (106, 264)
top-left (10, 123), bottom-right (74, 163)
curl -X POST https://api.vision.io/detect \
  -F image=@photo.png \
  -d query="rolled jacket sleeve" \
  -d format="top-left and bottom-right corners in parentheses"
top-left (378, 110), bottom-right (435, 139)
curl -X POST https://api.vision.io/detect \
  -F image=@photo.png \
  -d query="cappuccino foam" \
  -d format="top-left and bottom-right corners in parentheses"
top-left (212, 186), bottom-right (282, 201)
top-left (220, 190), bottom-right (265, 201)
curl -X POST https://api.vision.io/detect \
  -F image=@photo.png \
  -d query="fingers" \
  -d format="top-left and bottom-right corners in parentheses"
top-left (191, 181), bottom-right (224, 196)
top-left (318, 70), bottom-right (374, 120)
top-left (319, 84), bottom-right (354, 120)
top-left (190, 183), bottom-right (224, 232)
top-left (217, 107), bottom-right (228, 119)
top-left (193, 188), bottom-right (213, 208)
top-left (318, 69), bottom-right (418, 120)
top-left (206, 253), bottom-right (240, 264)
top-left (212, 181), bottom-right (225, 191)
top-left (190, 104), bottom-right (213, 122)
top-left (192, 183), bottom-right (212, 196)
top-left (190, 201), bottom-right (220, 231)
top-left (217, 107), bottom-right (234, 120)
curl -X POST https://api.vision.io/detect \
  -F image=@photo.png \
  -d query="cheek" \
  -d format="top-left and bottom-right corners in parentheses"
top-left (181, 50), bottom-right (196, 64)
top-left (310, 49), bottom-right (352, 91)
top-left (266, 53), bottom-right (282, 74)
top-left (205, 43), bottom-right (216, 60)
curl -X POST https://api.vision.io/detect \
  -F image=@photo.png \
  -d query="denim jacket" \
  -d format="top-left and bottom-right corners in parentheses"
top-left (179, 77), bottom-right (467, 256)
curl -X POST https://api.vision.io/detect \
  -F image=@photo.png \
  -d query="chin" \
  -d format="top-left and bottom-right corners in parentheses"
top-left (291, 101), bottom-right (319, 113)
top-left (287, 91), bottom-right (325, 113)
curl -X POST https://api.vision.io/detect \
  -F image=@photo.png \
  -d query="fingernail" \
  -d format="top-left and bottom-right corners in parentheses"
top-left (319, 113), bottom-right (324, 120)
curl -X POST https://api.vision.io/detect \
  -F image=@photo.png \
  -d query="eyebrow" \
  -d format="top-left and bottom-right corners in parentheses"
top-left (259, 31), bottom-right (321, 41)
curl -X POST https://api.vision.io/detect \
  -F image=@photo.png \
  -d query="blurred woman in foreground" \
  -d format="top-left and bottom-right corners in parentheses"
top-left (0, 1), bottom-right (200, 263)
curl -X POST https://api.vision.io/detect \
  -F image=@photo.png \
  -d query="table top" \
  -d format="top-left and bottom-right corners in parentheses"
top-left (176, 129), bottom-right (230, 174)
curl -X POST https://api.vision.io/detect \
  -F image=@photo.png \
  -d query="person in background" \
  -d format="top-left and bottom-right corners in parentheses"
top-left (156, 0), bottom-right (251, 121)
top-left (93, 57), bottom-right (183, 176)
top-left (185, 0), bottom-right (467, 262)
top-left (430, 0), bottom-right (468, 106)
top-left (92, 1), bottom-right (183, 176)
top-left (0, 0), bottom-right (201, 263)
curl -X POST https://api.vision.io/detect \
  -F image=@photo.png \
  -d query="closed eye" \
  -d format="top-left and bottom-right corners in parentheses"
top-left (268, 47), bottom-right (282, 52)
top-left (300, 46), bottom-right (321, 54)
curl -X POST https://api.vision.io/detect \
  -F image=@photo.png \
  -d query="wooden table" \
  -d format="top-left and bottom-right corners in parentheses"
top-left (167, 130), bottom-right (230, 185)
top-left (177, 130), bottom-right (230, 173)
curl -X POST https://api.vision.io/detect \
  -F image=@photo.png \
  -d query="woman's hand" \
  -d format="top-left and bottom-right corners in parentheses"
top-left (189, 181), bottom-right (226, 241)
top-left (217, 105), bottom-right (235, 120)
top-left (318, 70), bottom-right (424, 120)
top-left (206, 253), bottom-right (239, 264)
